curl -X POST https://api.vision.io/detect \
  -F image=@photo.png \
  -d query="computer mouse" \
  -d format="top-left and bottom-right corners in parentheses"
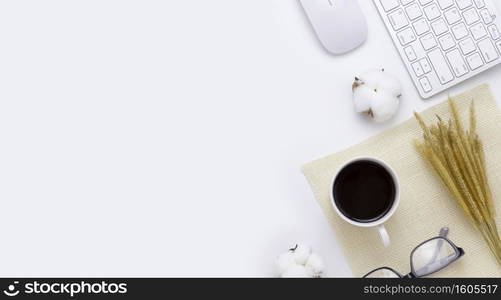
top-left (299, 0), bottom-right (368, 55)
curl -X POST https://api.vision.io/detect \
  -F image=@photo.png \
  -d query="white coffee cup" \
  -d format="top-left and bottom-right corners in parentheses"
top-left (330, 157), bottom-right (400, 247)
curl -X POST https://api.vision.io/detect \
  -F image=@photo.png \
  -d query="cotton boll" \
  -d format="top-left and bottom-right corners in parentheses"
top-left (369, 90), bottom-right (400, 122)
top-left (352, 69), bottom-right (402, 122)
top-left (359, 69), bottom-right (383, 88)
top-left (281, 265), bottom-right (310, 278)
top-left (292, 244), bottom-right (311, 265)
top-left (352, 84), bottom-right (374, 113)
top-left (275, 251), bottom-right (296, 275)
top-left (305, 253), bottom-right (325, 278)
top-left (377, 74), bottom-right (402, 97)
top-left (275, 245), bottom-right (326, 278)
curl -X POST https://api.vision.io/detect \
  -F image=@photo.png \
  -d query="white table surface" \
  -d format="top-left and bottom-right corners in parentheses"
top-left (1, 0), bottom-right (500, 277)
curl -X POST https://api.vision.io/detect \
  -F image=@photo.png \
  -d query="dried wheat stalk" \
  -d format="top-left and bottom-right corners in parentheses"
top-left (414, 98), bottom-right (501, 265)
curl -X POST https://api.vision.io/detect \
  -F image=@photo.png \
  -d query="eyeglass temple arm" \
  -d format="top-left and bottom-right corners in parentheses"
top-left (413, 227), bottom-right (453, 277)
top-left (429, 227), bottom-right (449, 263)
top-left (438, 227), bottom-right (449, 237)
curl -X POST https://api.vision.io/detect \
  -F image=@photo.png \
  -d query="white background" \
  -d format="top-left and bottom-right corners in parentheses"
top-left (1, 0), bottom-right (500, 277)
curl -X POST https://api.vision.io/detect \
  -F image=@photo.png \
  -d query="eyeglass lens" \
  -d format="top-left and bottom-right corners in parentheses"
top-left (364, 268), bottom-right (401, 278)
top-left (412, 237), bottom-right (458, 277)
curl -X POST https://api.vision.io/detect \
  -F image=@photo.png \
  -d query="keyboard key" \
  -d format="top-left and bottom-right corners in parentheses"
top-left (380, 0), bottom-right (400, 12)
top-left (467, 52), bottom-right (484, 69)
top-left (456, 0), bottom-right (472, 10)
top-left (428, 48), bottom-right (454, 84)
top-left (478, 38), bottom-right (499, 62)
top-left (471, 22), bottom-right (488, 40)
top-left (424, 4), bottom-right (441, 20)
top-left (404, 46), bottom-right (417, 61)
top-left (388, 9), bottom-right (409, 30)
top-left (397, 28), bottom-right (417, 45)
top-left (444, 7), bottom-right (462, 24)
top-left (452, 23), bottom-right (469, 39)
top-left (459, 37), bottom-right (477, 54)
top-left (406, 3), bottom-right (423, 20)
top-left (431, 18), bottom-right (449, 35)
top-left (446, 49), bottom-right (469, 77)
top-left (413, 18), bottom-right (431, 35)
top-left (480, 9), bottom-right (493, 24)
top-left (420, 58), bottom-right (433, 73)
top-left (489, 25), bottom-right (500, 40)
top-left (439, 33), bottom-right (456, 50)
top-left (419, 0), bottom-right (434, 5)
top-left (474, 0), bottom-right (485, 8)
top-left (496, 41), bottom-right (501, 53)
top-left (463, 8), bottom-right (480, 25)
top-left (421, 33), bottom-right (438, 50)
top-left (437, 0), bottom-right (454, 9)
top-left (419, 77), bottom-right (433, 92)
top-left (401, 0), bottom-right (414, 5)
top-left (412, 61), bottom-right (425, 76)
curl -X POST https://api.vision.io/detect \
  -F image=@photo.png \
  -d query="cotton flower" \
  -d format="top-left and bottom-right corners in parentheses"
top-left (281, 265), bottom-right (310, 278)
top-left (305, 253), bottom-right (325, 278)
top-left (276, 251), bottom-right (296, 275)
top-left (275, 244), bottom-right (325, 278)
top-left (352, 69), bottom-right (402, 122)
top-left (292, 244), bottom-right (311, 265)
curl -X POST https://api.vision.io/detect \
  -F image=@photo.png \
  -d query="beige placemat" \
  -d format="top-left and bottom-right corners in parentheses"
top-left (302, 84), bottom-right (501, 277)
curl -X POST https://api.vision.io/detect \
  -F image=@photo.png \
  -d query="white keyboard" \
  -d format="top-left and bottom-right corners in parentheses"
top-left (374, 0), bottom-right (501, 99)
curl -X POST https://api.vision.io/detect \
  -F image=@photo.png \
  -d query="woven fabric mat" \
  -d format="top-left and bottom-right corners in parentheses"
top-left (302, 84), bottom-right (501, 277)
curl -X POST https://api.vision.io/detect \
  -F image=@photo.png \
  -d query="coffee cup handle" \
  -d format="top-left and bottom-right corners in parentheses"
top-left (377, 225), bottom-right (390, 247)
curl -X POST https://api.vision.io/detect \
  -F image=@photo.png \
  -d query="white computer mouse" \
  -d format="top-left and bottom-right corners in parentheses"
top-left (300, 0), bottom-right (368, 55)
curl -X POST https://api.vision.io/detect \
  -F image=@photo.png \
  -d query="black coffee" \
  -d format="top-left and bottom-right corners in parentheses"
top-left (333, 160), bottom-right (396, 223)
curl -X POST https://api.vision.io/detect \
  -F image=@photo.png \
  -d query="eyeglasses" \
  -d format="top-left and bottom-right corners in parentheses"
top-left (363, 227), bottom-right (465, 278)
